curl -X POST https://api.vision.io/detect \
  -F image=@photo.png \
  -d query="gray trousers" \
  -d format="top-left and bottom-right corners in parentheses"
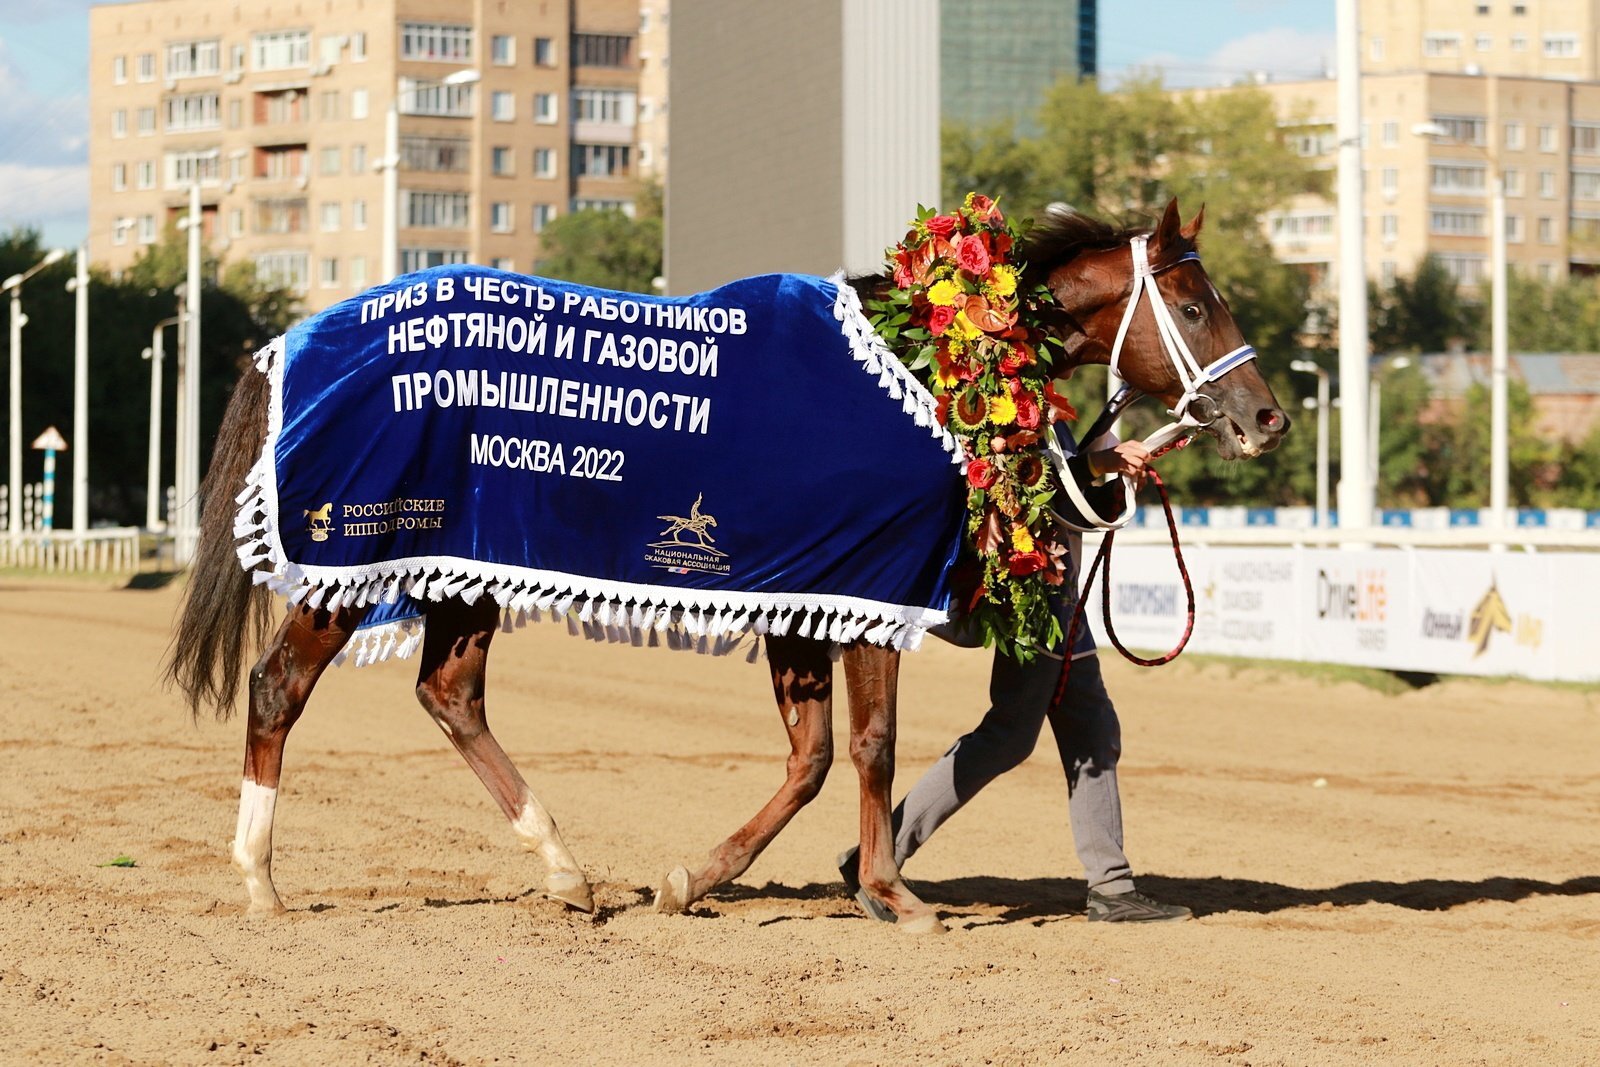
top-left (890, 647), bottom-right (1135, 895)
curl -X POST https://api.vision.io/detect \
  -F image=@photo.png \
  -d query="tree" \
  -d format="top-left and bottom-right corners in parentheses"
top-left (534, 183), bottom-right (663, 294)
top-left (1369, 256), bottom-right (1480, 354)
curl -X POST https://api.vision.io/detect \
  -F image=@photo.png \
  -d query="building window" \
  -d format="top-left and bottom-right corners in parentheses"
top-left (136, 161), bottom-right (155, 189)
top-left (164, 148), bottom-right (220, 188)
top-left (1370, 36), bottom-right (1385, 61)
top-left (167, 39), bottom-right (221, 79)
top-left (1430, 160), bottom-right (1486, 194)
top-left (254, 198), bottom-right (309, 234)
top-left (1430, 206), bottom-right (1485, 236)
top-left (1437, 255), bottom-right (1487, 286)
top-left (534, 93), bottom-right (558, 124)
top-left (532, 203), bottom-right (557, 232)
top-left (1544, 35), bottom-right (1580, 58)
top-left (1537, 261), bottom-right (1555, 281)
top-left (492, 91), bottom-right (515, 121)
top-left (229, 209), bottom-right (244, 237)
top-left (401, 22), bottom-right (473, 62)
top-left (1572, 170), bottom-right (1600, 199)
top-left (166, 93), bottom-right (220, 132)
top-left (1380, 120), bottom-right (1398, 147)
top-left (572, 33), bottom-right (632, 67)
top-left (137, 107), bottom-right (156, 135)
top-left (230, 44), bottom-right (246, 72)
top-left (255, 251), bottom-right (310, 291)
top-left (1538, 216), bottom-right (1555, 243)
top-left (255, 88), bottom-right (308, 125)
top-left (112, 163), bottom-right (127, 191)
top-left (1423, 33), bottom-right (1462, 58)
top-left (319, 91), bottom-right (340, 121)
top-left (1505, 168), bottom-right (1523, 196)
top-left (138, 215), bottom-right (156, 243)
top-left (350, 32), bottom-right (367, 61)
top-left (491, 257), bottom-right (514, 271)
top-left (1267, 212), bottom-right (1334, 239)
top-left (534, 147), bottom-right (557, 178)
top-left (254, 144), bottom-right (308, 181)
top-left (1506, 214), bottom-right (1524, 242)
top-left (491, 35), bottom-right (515, 65)
top-left (1574, 124), bottom-right (1600, 155)
top-left (1476, 2), bottom-right (1490, 13)
top-left (404, 190), bottom-right (471, 228)
top-left (319, 34), bottom-right (343, 67)
top-left (1505, 121), bottom-right (1524, 150)
top-left (399, 77), bottom-right (474, 117)
top-left (113, 56), bottom-right (127, 84)
top-left (228, 99), bottom-right (242, 129)
top-left (401, 136), bottom-right (470, 172)
top-left (1512, 34), bottom-right (1528, 52)
top-left (253, 30), bottom-right (311, 71)
top-left (351, 255), bottom-right (367, 289)
top-left (229, 152), bottom-right (245, 182)
top-left (1381, 167), bottom-right (1399, 196)
top-left (400, 248), bottom-right (468, 272)
top-left (573, 143), bottom-right (630, 177)
top-left (1380, 260), bottom-right (1397, 286)
top-left (490, 202), bottom-right (514, 233)
top-left (573, 198), bottom-right (635, 216)
top-left (1476, 33), bottom-right (1492, 52)
top-left (320, 258), bottom-right (339, 289)
top-left (112, 109), bottom-right (127, 137)
top-left (351, 88), bottom-right (369, 120)
top-left (534, 37), bottom-right (557, 66)
top-left (353, 200), bottom-right (368, 229)
top-left (350, 144), bottom-right (367, 173)
top-left (1540, 170), bottom-right (1557, 197)
top-left (573, 88), bottom-right (636, 124)
top-left (1430, 115), bottom-right (1486, 145)
top-left (137, 53), bottom-right (155, 82)
top-left (1381, 214), bottom-right (1398, 240)
top-left (318, 146), bottom-right (340, 175)
top-left (492, 146), bottom-right (514, 176)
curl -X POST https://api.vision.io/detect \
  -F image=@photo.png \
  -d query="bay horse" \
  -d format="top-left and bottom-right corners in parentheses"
top-left (166, 199), bottom-right (1289, 933)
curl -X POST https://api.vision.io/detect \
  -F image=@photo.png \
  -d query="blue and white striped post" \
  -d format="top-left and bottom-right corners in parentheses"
top-left (31, 426), bottom-right (66, 537)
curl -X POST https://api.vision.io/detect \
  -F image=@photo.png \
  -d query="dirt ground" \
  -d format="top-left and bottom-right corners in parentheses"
top-left (1, 579), bottom-right (1597, 1066)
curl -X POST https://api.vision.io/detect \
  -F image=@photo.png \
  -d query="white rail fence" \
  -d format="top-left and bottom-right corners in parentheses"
top-left (0, 484), bottom-right (147, 573)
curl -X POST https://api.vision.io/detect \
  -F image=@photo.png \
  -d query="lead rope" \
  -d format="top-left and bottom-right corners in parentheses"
top-left (1048, 437), bottom-right (1196, 713)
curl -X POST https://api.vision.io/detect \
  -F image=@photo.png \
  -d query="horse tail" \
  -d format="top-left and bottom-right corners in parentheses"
top-left (163, 366), bottom-right (274, 721)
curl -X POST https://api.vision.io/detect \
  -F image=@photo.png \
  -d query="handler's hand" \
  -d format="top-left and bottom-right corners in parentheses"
top-left (1087, 440), bottom-right (1153, 489)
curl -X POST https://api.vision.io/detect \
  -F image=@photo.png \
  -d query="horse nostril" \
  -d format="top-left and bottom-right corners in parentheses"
top-left (1258, 408), bottom-right (1289, 435)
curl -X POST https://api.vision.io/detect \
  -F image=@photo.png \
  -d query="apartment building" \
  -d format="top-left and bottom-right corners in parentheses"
top-left (1186, 1), bottom-right (1600, 294)
top-left (88, 0), bottom-right (649, 312)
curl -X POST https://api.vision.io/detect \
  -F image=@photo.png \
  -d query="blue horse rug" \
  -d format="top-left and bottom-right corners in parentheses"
top-left (235, 266), bottom-right (967, 666)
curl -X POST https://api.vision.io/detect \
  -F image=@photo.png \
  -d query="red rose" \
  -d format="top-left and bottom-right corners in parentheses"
top-left (967, 458), bottom-right (996, 489)
top-left (926, 214), bottom-right (958, 238)
top-left (956, 234), bottom-right (991, 276)
top-left (927, 304), bottom-right (957, 336)
top-left (1007, 550), bottom-right (1048, 576)
top-left (1014, 387), bottom-right (1041, 429)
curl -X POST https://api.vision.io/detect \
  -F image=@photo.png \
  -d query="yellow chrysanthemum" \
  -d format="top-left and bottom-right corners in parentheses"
top-left (989, 393), bottom-right (1018, 425)
top-left (989, 264), bottom-right (1018, 297)
top-left (927, 279), bottom-right (961, 307)
top-left (1011, 525), bottom-right (1035, 553)
top-left (951, 310), bottom-right (983, 342)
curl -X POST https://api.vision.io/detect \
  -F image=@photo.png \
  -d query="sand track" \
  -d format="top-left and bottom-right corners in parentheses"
top-left (1, 580), bottom-right (1596, 1065)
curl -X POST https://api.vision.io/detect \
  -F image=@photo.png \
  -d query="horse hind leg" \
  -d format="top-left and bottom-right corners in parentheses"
top-left (655, 633), bottom-right (833, 913)
top-left (414, 599), bottom-right (594, 913)
top-left (235, 601), bottom-right (367, 915)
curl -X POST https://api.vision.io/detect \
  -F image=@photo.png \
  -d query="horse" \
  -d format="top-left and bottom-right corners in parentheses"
top-left (165, 198), bottom-right (1289, 933)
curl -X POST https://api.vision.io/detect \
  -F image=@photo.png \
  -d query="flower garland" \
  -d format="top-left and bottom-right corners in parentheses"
top-left (866, 193), bottom-right (1079, 660)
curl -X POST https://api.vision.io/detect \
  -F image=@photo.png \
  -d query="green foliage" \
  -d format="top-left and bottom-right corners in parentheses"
top-left (1369, 256), bottom-right (1481, 354)
top-left (0, 226), bottom-right (299, 526)
top-left (97, 855), bottom-right (138, 868)
top-left (534, 183), bottom-right (663, 294)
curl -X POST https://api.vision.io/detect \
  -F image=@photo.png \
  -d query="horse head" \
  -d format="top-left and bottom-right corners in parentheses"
top-left (1026, 199), bottom-right (1290, 460)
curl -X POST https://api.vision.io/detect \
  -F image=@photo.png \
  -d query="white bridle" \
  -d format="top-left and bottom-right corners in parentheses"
top-left (1049, 235), bottom-right (1258, 532)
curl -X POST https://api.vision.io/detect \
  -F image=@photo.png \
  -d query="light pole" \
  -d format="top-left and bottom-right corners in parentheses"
top-left (1291, 360), bottom-right (1331, 529)
top-left (1367, 354), bottom-right (1412, 511)
top-left (141, 315), bottom-right (180, 531)
top-left (174, 184), bottom-right (203, 564)
top-left (379, 68), bottom-right (480, 283)
top-left (1415, 94), bottom-right (1509, 534)
top-left (64, 242), bottom-right (90, 535)
top-left (4, 247), bottom-right (68, 541)
top-left (1335, 0), bottom-right (1372, 532)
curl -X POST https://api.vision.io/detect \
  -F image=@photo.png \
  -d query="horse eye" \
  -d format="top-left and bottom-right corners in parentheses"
top-left (1181, 303), bottom-right (1203, 320)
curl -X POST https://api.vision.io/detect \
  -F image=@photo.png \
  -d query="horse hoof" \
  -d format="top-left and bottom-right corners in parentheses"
top-left (897, 913), bottom-right (947, 936)
top-left (653, 865), bottom-right (691, 913)
top-left (245, 900), bottom-right (288, 918)
top-left (546, 871), bottom-right (595, 913)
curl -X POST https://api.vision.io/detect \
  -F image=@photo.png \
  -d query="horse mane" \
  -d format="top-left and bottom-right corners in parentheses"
top-left (1016, 209), bottom-right (1193, 287)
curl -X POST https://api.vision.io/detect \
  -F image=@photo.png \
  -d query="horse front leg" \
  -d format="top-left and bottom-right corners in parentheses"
top-left (235, 601), bottom-right (366, 915)
top-left (842, 643), bottom-right (945, 934)
top-left (654, 633), bottom-right (834, 913)
top-left (414, 599), bottom-right (593, 913)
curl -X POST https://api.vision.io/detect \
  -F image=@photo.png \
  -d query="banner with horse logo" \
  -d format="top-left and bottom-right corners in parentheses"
top-left (235, 267), bottom-right (967, 665)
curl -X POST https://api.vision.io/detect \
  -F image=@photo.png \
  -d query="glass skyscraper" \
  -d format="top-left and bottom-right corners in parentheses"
top-left (941, 0), bottom-right (1096, 134)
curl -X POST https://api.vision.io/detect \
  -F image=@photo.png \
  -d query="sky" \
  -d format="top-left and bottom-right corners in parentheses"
top-left (0, 0), bottom-right (1336, 251)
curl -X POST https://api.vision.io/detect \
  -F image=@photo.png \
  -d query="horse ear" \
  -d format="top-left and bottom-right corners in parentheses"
top-left (1153, 198), bottom-right (1182, 249)
top-left (1180, 203), bottom-right (1206, 240)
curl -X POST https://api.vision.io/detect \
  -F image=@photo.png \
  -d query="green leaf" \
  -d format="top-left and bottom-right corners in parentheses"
top-left (98, 855), bottom-right (138, 868)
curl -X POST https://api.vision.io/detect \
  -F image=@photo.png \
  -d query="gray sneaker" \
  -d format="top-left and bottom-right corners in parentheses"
top-left (1086, 888), bottom-right (1193, 923)
top-left (836, 848), bottom-right (897, 924)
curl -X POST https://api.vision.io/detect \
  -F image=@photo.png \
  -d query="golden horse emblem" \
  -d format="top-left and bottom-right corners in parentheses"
top-left (1468, 580), bottom-right (1512, 657)
top-left (303, 502), bottom-right (334, 542)
top-left (653, 493), bottom-right (725, 555)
